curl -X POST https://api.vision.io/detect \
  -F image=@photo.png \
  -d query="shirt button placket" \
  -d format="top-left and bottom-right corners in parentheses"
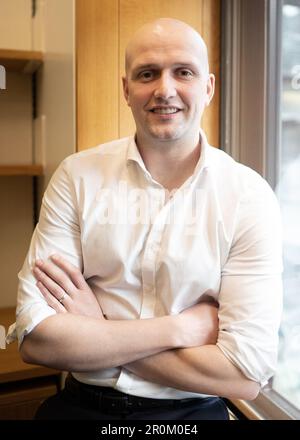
top-left (140, 222), bottom-right (165, 319)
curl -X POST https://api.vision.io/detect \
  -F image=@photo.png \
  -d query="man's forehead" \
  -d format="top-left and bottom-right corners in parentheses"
top-left (128, 42), bottom-right (204, 70)
top-left (125, 19), bottom-right (209, 74)
top-left (130, 32), bottom-right (203, 55)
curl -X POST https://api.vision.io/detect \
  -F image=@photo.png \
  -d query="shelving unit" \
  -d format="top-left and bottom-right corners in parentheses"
top-left (0, 48), bottom-right (43, 74)
top-left (0, 2), bottom-right (73, 419)
top-left (0, 48), bottom-right (51, 410)
top-left (0, 49), bottom-right (44, 224)
top-left (0, 48), bottom-right (44, 175)
top-left (0, 165), bottom-right (43, 176)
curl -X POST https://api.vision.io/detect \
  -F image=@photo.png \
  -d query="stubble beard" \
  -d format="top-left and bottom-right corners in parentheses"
top-left (146, 119), bottom-right (187, 142)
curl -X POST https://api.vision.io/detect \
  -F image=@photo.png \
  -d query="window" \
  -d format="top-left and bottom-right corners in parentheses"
top-left (272, 0), bottom-right (300, 412)
top-left (221, 0), bottom-right (300, 419)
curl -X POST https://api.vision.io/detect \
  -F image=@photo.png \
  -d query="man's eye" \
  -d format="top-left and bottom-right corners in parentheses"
top-left (178, 69), bottom-right (193, 78)
top-left (138, 71), bottom-right (154, 80)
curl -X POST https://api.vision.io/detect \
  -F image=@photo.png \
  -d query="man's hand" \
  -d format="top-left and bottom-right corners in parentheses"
top-left (28, 253), bottom-right (223, 380)
top-left (33, 254), bottom-right (219, 348)
top-left (33, 254), bottom-right (104, 320)
top-left (178, 301), bottom-right (219, 346)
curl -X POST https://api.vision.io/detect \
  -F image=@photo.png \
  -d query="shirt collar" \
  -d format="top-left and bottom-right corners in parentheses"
top-left (126, 129), bottom-right (211, 177)
top-left (126, 135), bottom-right (148, 173)
top-left (193, 128), bottom-right (211, 175)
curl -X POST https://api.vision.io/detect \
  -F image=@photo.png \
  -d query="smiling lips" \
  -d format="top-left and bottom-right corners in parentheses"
top-left (149, 106), bottom-right (182, 115)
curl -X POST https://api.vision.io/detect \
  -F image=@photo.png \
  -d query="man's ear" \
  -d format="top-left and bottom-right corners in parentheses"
top-left (205, 74), bottom-right (215, 107)
top-left (122, 76), bottom-right (130, 106)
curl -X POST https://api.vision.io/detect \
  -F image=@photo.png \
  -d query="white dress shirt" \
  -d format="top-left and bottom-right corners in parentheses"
top-left (7, 131), bottom-right (283, 399)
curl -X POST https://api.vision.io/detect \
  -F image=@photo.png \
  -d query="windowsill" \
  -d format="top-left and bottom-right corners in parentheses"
top-left (229, 389), bottom-right (300, 420)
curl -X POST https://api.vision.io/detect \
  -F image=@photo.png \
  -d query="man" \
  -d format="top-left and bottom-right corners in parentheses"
top-left (7, 18), bottom-right (282, 420)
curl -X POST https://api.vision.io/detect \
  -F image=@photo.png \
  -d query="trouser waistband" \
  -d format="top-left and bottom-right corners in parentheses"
top-left (64, 374), bottom-right (214, 415)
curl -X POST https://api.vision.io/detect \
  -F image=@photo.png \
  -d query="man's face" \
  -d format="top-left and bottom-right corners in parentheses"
top-left (123, 29), bottom-right (214, 145)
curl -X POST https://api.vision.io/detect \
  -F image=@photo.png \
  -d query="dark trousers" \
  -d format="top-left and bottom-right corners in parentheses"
top-left (35, 382), bottom-right (229, 420)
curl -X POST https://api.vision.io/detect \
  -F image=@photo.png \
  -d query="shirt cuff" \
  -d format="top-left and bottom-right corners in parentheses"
top-left (9, 303), bottom-right (56, 348)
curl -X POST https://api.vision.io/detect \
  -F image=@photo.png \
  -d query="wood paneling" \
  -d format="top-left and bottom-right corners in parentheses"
top-left (202, 0), bottom-right (221, 147)
top-left (76, 0), bottom-right (119, 150)
top-left (76, 0), bottom-right (220, 150)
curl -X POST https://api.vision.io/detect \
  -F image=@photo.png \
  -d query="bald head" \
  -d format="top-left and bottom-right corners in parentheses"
top-left (125, 18), bottom-right (209, 77)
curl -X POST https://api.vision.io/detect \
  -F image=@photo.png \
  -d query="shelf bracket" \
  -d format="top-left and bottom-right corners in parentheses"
top-left (32, 175), bottom-right (39, 227)
top-left (32, 0), bottom-right (36, 18)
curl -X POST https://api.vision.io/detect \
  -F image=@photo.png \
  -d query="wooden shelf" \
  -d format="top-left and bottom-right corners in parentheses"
top-left (0, 165), bottom-right (44, 176)
top-left (0, 49), bottom-right (43, 73)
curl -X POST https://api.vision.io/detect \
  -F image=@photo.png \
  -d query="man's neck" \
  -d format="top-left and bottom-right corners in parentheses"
top-left (136, 135), bottom-right (201, 192)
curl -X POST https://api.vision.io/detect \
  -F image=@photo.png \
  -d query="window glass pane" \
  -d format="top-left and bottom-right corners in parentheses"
top-left (272, 0), bottom-right (300, 411)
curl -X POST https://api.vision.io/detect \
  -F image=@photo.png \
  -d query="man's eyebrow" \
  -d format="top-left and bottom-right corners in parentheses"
top-left (174, 63), bottom-right (200, 72)
top-left (131, 62), bottom-right (199, 75)
top-left (131, 64), bottom-right (159, 74)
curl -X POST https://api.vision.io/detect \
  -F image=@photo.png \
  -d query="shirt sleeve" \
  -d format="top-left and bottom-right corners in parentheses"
top-left (6, 158), bottom-right (82, 347)
top-left (216, 176), bottom-right (283, 387)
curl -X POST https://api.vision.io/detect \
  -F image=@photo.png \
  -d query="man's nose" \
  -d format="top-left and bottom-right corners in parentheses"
top-left (154, 73), bottom-right (176, 100)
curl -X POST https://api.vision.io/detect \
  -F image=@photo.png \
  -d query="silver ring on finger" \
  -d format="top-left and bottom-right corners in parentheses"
top-left (58, 293), bottom-right (67, 304)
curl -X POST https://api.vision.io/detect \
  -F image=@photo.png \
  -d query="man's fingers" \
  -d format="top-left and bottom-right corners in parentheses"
top-left (35, 259), bottom-right (75, 294)
top-left (36, 281), bottom-right (67, 314)
top-left (50, 254), bottom-right (87, 290)
top-left (33, 266), bottom-right (71, 302)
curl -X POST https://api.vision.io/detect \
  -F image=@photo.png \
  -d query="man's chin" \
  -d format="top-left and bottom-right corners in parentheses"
top-left (148, 128), bottom-right (183, 142)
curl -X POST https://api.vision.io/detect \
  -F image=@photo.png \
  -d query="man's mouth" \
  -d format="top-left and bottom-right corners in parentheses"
top-left (149, 107), bottom-right (181, 114)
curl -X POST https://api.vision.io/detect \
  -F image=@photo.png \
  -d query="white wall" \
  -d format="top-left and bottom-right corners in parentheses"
top-left (35, 0), bottom-right (76, 190)
top-left (0, 0), bottom-right (32, 50)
